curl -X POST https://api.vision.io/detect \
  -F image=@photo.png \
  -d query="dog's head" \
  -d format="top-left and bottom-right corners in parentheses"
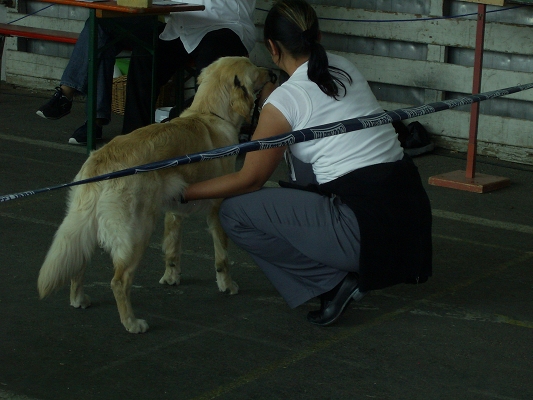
top-left (188, 57), bottom-right (276, 126)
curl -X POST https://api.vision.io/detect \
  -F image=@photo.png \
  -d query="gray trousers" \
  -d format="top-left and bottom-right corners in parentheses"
top-left (219, 187), bottom-right (361, 308)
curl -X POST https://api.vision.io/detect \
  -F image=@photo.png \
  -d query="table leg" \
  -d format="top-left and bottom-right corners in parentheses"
top-left (87, 9), bottom-right (97, 154)
top-left (0, 35), bottom-right (5, 90)
top-left (150, 16), bottom-right (158, 124)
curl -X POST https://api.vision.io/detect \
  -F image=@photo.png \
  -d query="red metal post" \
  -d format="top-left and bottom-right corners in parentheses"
top-left (428, 2), bottom-right (510, 193)
top-left (466, 3), bottom-right (486, 179)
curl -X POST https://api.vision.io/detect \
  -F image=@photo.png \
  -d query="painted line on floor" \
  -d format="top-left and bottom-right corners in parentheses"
top-left (88, 305), bottom-right (291, 376)
top-left (1, 209), bottom-right (531, 269)
top-left (0, 133), bottom-right (86, 154)
top-left (189, 252), bottom-right (533, 400)
top-left (82, 251), bottom-right (533, 385)
top-left (432, 233), bottom-right (533, 254)
top-left (0, 389), bottom-right (39, 400)
top-left (4, 205), bottom-right (528, 395)
top-left (3, 208), bottom-right (533, 237)
top-left (191, 308), bottom-right (411, 400)
top-left (410, 307), bottom-right (533, 329)
top-left (467, 389), bottom-right (523, 400)
top-left (0, 212), bottom-right (61, 228)
top-left (424, 252), bottom-right (533, 302)
top-left (432, 209), bottom-right (533, 234)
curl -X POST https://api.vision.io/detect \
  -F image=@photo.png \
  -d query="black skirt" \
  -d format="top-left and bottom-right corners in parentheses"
top-left (319, 155), bottom-right (433, 292)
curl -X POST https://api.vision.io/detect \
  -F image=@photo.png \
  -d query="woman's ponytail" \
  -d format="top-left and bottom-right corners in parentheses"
top-left (308, 41), bottom-right (350, 99)
top-left (264, 0), bottom-right (352, 100)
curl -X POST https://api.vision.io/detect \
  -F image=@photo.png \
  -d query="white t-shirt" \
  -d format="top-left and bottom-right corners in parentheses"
top-left (265, 53), bottom-right (404, 184)
top-left (160, 0), bottom-right (256, 54)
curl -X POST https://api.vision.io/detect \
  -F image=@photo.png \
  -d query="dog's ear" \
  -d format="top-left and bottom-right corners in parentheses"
top-left (196, 68), bottom-right (206, 86)
top-left (234, 75), bottom-right (243, 89)
top-left (230, 75), bottom-right (254, 120)
top-left (196, 73), bottom-right (204, 86)
top-left (197, 62), bottom-right (214, 86)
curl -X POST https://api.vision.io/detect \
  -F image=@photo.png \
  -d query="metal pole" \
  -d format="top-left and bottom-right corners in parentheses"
top-left (466, 3), bottom-right (486, 179)
top-left (87, 9), bottom-right (97, 154)
top-left (150, 16), bottom-right (158, 124)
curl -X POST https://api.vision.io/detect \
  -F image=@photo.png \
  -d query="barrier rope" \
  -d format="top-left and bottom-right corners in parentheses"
top-left (6, 5), bottom-right (54, 24)
top-left (255, 5), bottom-right (526, 23)
top-left (6, 3), bottom-right (526, 26)
top-left (1, 82), bottom-right (532, 203)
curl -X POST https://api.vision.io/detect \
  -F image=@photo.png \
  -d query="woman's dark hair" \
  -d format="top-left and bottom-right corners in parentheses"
top-left (264, 0), bottom-right (352, 99)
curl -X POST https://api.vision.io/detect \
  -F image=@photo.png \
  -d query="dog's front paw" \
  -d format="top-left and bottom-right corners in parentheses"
top-left (227, 281), bottom-right (239, 295)
top-left (217, 278), bottom-right (239, 295)
top-left (70, 294), bottom-right (92, 309)
top-left (124, 318), bottom-right (149, 334)
top-left (159, 268), bottom-right (181, 286)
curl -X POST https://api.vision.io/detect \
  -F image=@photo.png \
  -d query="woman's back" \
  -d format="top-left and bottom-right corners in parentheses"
top-left (266, 52), bottom-right (404, 184)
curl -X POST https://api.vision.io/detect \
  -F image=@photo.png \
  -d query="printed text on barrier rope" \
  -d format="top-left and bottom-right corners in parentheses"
top-left (1, 82), bottom-right (532, 203)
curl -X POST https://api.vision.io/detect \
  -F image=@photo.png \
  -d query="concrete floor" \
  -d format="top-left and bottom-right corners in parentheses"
top-left (1, 84), bottom-right (532, 400)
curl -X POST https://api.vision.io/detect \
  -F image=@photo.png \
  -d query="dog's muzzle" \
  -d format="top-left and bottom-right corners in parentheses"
top-left (268, 70), bottom-right (277, 84)
top-left (255, 70), bottom-right (278, 98)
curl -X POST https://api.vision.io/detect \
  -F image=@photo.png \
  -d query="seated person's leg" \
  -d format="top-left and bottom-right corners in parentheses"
top-left (36, 18), bottom-right (136, 145)
top-left (191, 28), bottom-right (248, 72)
top-left (165, 28), bottom-right (248, 119)
top-left (67, 20), bottom-right (128, 145)
top-left (95, 17), bottom-right (156, 126)
top-left (122, 30), bottom-right (187, 134)
top-left (35, 19), bottom-right (95, 120)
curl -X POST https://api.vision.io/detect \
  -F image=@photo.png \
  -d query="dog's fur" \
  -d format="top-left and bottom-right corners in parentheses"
top-left (38, 57), bottom-right (274, 333)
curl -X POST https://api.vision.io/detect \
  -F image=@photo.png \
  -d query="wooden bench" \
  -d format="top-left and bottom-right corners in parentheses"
top-left (0, 23), bottom-right (79, 82)
top-left (0, 23), bottom-right (79, 44)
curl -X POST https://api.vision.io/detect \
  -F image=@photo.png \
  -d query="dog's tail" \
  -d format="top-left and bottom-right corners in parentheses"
top-left (38, 184), bottom-right (98, 298)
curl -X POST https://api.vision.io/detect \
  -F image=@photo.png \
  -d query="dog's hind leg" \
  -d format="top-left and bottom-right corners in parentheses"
top-left (110, 243), bottom-right (149, 333)
top-left (70, 265), bottom-right (91, 309)
top-left (207, 201), bottom-right (239, 295)
top-left (160, 212), bottom-right (183, 285)
top-left (106, 213), bottom-right (154, 333)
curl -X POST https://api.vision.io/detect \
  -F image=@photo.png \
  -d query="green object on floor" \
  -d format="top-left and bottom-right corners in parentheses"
top-left (115, 58), bottom-right (130, 75)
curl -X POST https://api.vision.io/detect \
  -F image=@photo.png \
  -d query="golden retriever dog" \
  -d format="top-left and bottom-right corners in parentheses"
top-left (38, 57), bottom-right (274, 333)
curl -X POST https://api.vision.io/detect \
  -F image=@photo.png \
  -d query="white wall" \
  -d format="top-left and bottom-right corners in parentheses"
top-left (0, 4), bottom-right (6, 81)
top-left (3, 1), bottom-right (84, 89)
top-left (3, 0), bottom-right (533, 164)
top-left (250, 0), bottom-right (533, 165)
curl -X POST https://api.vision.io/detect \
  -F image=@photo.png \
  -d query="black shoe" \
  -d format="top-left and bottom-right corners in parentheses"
top-left (68, 122), bottom-right (103, 145)
top-left (168, 105), bottom-right (180, 120)
top-left (307, 273), bottom-right (366, 326)
top-left (36, 87), bottom-right (73, 120)
top-left (403, 121), bottom-right (434, 157)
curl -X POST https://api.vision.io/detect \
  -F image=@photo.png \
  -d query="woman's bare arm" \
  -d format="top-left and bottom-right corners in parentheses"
top-left (181, 103), bottom-right (292, 202)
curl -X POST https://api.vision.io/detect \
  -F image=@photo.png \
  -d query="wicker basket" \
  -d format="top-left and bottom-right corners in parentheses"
top-left (111, 75), bottom-right (177, 115)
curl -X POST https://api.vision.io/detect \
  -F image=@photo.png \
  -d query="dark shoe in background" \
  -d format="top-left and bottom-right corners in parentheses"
top-left (36, 87), bottom-right (73, 120)
top-left (404, 121), bottom-right (435, 156)
top-left (394, 120), bottom-right (435, 157)
top-left (68, 121), bottom-right (103, 145)
top-left (167, 96), bottom-right (194, 121)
